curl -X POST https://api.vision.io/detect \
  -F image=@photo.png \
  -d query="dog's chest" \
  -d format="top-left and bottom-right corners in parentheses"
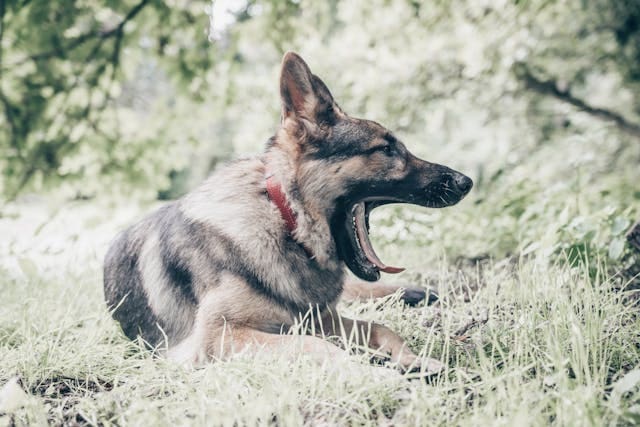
top-left (260, 235), bottom-right (345, 309)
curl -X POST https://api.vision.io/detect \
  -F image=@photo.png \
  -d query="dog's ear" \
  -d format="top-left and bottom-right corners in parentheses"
top-left (280, 52), bottom-right (339, 126)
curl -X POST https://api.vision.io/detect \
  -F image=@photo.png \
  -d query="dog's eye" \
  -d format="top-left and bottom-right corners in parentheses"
top-left (364, 144), bottom-right (394, 157)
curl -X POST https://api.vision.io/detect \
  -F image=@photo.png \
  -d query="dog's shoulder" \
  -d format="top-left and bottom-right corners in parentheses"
top-left (184, 156), bottom-right (265, 203)
top-left (177, 156), bottom-right (279, 238)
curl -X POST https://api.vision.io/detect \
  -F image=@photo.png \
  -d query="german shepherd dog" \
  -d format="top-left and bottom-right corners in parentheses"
top-left (104, 52), bottom-right (472, 374)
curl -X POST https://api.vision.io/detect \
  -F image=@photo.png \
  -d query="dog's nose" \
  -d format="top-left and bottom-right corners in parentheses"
top-left (453, 174), bottom-right (473, 195)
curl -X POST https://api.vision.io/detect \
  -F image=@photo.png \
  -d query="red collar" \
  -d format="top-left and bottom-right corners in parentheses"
top-left (265, 172), bottom-right (298, 234)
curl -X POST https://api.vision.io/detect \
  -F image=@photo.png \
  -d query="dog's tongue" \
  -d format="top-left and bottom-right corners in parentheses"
top-left (353, 203), bottom-right (405, 274)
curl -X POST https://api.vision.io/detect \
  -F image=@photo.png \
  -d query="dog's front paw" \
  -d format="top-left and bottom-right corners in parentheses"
top-left (420, 357), bottom-right (445, 376)
top-left (399, 287), bottom-right (438, 306)
top-left (401, 356), bottom-right (446, 382)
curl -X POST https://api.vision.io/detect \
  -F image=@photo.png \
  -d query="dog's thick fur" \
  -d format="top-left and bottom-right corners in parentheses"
top-left (103, 53), bottom-right (472, 372)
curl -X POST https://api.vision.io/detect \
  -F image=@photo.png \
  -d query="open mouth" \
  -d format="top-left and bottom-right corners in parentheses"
top-left (336, 200), bottom-right (405, 282)
top-left (333, 173), bottom-right (473, 282)
top-left (352, 202), bottom-right (405, 273)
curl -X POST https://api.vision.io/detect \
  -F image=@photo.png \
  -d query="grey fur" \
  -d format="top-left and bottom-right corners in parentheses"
top-left (104, 157), bottom-right (345, 348)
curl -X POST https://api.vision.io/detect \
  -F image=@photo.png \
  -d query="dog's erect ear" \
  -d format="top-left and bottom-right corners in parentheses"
top-left (280, 52), bottom-right (338, 125)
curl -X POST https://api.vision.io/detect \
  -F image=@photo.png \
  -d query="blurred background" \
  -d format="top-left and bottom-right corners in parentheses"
top-left (1, 0), bottom-right (639, 277)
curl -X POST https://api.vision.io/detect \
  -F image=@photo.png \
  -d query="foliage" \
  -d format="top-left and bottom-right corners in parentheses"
top-left (1, 0), bottom-right (639, 200)
top-left (0, 0), bottom-right (218, 199)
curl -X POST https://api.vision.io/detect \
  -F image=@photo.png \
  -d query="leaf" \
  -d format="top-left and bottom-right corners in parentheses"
top-left (0, 378), bottom-right (29, 413)
top-left (609, 237), bottom-right (626, 260)
top-left (17, 257), bottom-right (39, 278)
top-left (522, 241), bottom-right (540, 256)
top-left (612, 217), bottom-right (631, 236)
top-left (613, 369), bottom-right (640, 399)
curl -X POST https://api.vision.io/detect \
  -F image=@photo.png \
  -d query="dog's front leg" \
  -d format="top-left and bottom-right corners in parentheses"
top-left (319, 308), bottom-right (444, 375)
top-left (341, 280), bottom-right (437, 306)
top-left (169, 321), bottom-right (347, 366)
top-left (167, 274), bottom-right (347, 366)
top-left (219, 326), bottom-right (347, 360)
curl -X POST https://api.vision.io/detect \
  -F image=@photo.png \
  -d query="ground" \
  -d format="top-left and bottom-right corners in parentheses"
top-left (0, 195), bottom-right (639, 426)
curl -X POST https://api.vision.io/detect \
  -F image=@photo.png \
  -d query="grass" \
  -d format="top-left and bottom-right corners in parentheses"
top-left (1, 198), bottom-right (639, 426)
top-left (1, 127), bottom-right (640, 425)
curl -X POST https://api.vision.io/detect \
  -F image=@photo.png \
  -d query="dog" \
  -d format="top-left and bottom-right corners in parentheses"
top-left (103, 52), bottom-right (472, 373)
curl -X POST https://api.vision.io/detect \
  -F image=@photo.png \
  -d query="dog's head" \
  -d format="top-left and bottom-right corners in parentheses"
top-left (274, 52), bottom-right (472, 281)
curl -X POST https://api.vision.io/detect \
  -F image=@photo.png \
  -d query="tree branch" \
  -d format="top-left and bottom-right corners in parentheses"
top-left (514, 62), bottom-right (640, 138)
top-left (1, 0), bottom-right (151, 201)
top-left (116, 0), bottom-right (150, 33)
top-left (4, 0), bottom-right (150, 69)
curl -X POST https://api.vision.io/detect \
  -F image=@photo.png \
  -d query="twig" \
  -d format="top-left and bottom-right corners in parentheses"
top-left (514, 62), bottom-right (640, 139)
top-left (452, 314), bottom-right (489, 340)
top-left (4, 0), bottom-right (150, 69)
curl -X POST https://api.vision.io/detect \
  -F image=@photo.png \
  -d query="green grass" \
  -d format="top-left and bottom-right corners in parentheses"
top-left (1, 232), bottom-right (639, 425)
top-left (1, 129), bottom-right (640, 425)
